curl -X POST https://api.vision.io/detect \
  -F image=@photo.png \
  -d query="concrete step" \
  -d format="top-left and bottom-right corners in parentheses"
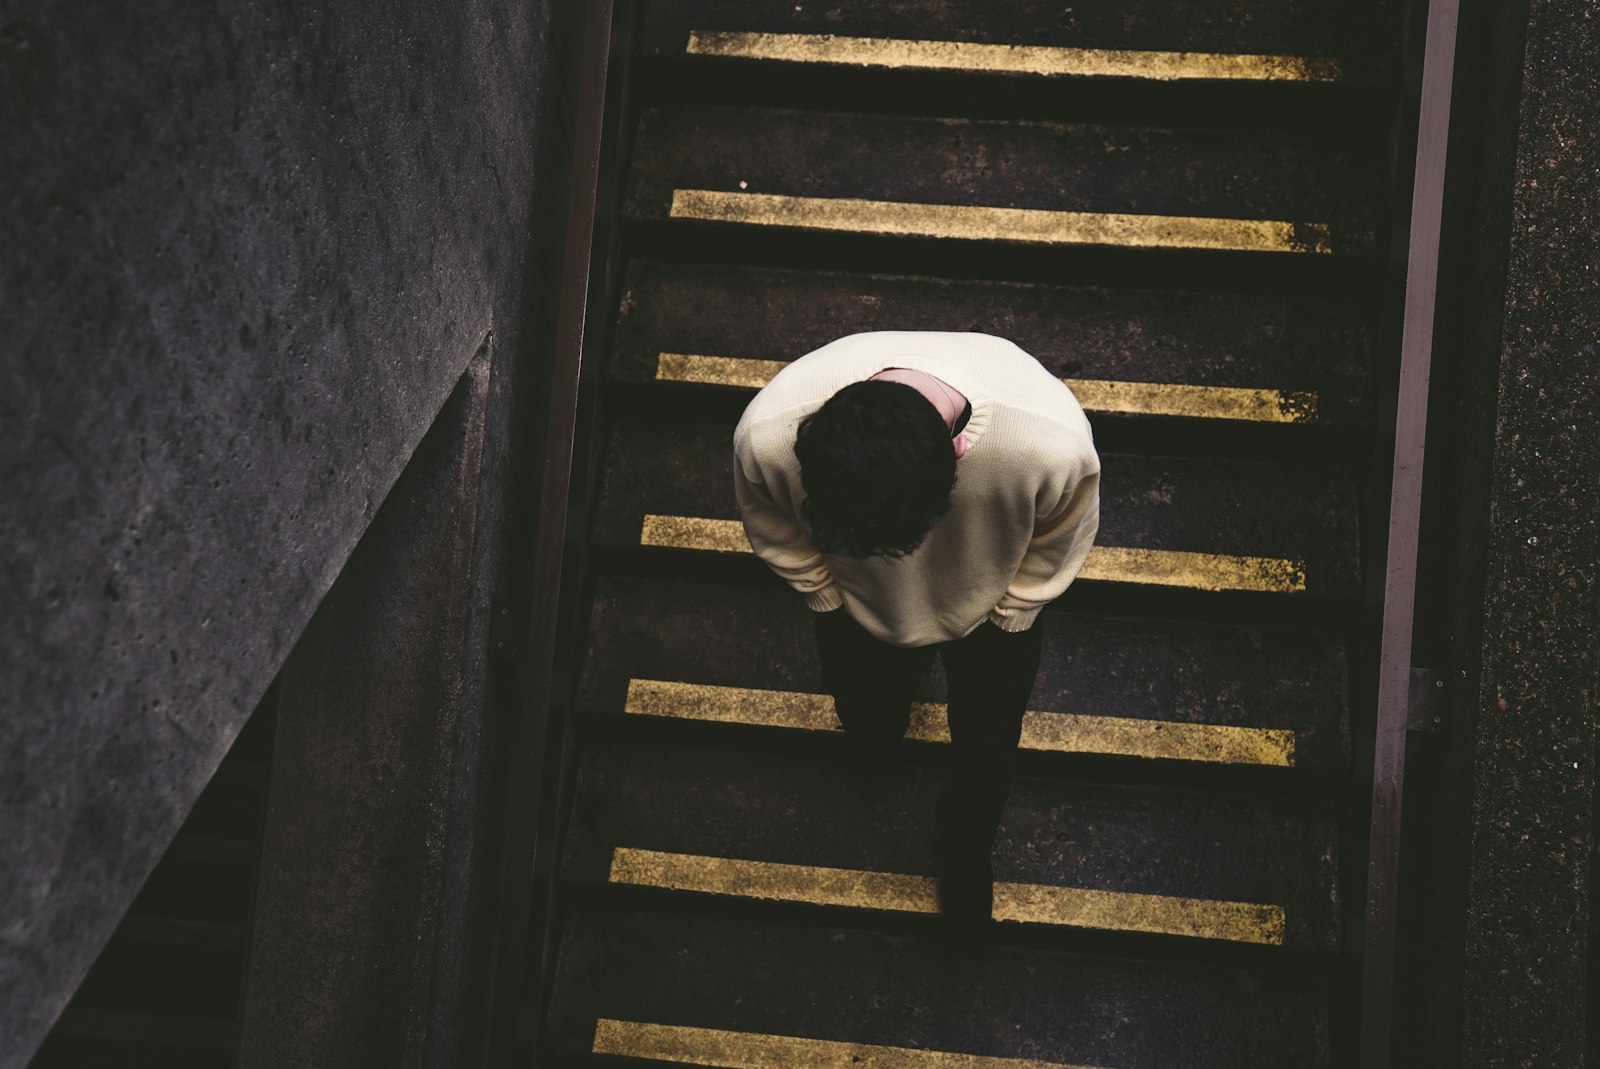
top-left (639, 0), bottom-right (1398, 86)
top-left (58, 935), bottom-right (244, 1020)
top-left (560, 739), bottom-right (1341, 950)
top-left (578, 576), bottom-right (1350, 774)
top-left (124, 843), bottom-right (258, 925)
top-left (589, 419), bottom-right (1363, 599)
top-left (33, 1011), bottom-right (236, 1068)
top-left (611, 260), bottom-right (1372, 427)
top-left (623, 105), bottom-right (1384, 257)
top-left (544, 901), bottom-right (1332, 1066)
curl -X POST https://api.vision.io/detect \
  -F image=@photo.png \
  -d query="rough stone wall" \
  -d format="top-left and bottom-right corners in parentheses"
top-left (1402, 0), bottom-right (1599, 1062)
top-left (0, 2), bottom-right (552, 1064)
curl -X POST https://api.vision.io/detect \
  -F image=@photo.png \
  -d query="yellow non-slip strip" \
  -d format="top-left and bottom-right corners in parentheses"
top-left (609, 847), bottom-right (1287, 944)
top-left (686, 29), bottom-right (1342, 84)
top-left (595, 1018), bottom-right (1106, 1069)
top-left (638, 515), bottom-right (1308, 594)
top-left (625, 679), bottom-right (1296, 767)
top-left (656, 352), bottom-right (1320, 423)
top-left (1068, 378), bottom-right (1318, 422)
top-left (670, 190), bottom-right (1334, 255)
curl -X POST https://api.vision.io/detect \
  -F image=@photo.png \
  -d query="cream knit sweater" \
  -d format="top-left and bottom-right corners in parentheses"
top-left (732, 331), bottom-right (1101, 647)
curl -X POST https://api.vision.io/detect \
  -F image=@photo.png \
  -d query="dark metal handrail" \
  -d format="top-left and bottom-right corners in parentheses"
top-left (484, 0), bottom-right (616, 1062)
top-left (1360, 0), bottom-right (1463, 1061)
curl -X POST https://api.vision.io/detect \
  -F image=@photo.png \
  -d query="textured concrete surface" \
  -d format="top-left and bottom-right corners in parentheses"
top-left (237, 349), bottom-right (492, 1069)
top-left (1452, 0), bottom-right (1599, 1061)
top-left (0, 2), bottom-right (552, 1064)
top-left (547, 903), bottom-right (1332, 1066)
top-left (1394, 0), bottom-right (1600, 1062)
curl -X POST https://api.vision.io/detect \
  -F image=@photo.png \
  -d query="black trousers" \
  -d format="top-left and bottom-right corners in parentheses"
top-left (813, 607), bottom-right (1044, 853)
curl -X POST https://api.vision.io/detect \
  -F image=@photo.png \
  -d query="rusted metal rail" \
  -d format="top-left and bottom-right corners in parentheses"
top-left (1360, 0), bottom-right (1462, 1061)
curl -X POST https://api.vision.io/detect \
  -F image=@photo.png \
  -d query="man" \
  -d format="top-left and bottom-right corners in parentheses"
top-left (732, 330), bottom-right (1101, 927)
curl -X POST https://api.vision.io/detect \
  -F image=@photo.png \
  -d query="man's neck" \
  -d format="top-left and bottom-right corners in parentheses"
top-left (867, 367), bottom-right (967, 431)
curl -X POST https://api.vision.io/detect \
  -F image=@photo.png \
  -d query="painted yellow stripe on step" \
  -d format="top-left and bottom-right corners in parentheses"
top-left (670, 190), bottom-right (1334, 255)
top-left (594, 1019), bottom-right (1106, 1069)
top-left (686, 29), bottom-right (1342, 84)
top-left (628, 678), bottom-right (840, 733)
top-left (656, 352), bottom-right (1319, 423)
top-left (625, 678), bottom-right (1296, 767)
top-left (1063, 378), bottom-right (1318, 422)
top-left (638, 515), bottom-right (1308, 594)
top-left (609, 847), bottom-right (1287, 944)
top-left (657, 352), bottom-right (789, 389)
top-left (1079, 545), bottom-right (1306, 593)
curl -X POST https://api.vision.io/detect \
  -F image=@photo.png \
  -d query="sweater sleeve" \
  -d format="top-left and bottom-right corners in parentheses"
top-left (733, 442), bottom-right (844, 612)
top-left (986, 455), bottom-right (1101, 633)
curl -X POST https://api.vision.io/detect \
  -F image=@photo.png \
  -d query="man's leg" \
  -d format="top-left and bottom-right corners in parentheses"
top-left (813, 607), bottom-right (934, 763)
top-left (936, 621), bottom-right (1045, 922)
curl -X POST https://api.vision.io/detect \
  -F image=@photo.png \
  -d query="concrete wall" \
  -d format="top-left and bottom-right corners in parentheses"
top-left (1403, 0), bottom-right (1599, 1062)
top-left (1453, 0), bottom-right (1598, 1059)
top-left (237, 345), bottom-right (498, 1068)
top-left (0, 2), bottom-right (555, 1064)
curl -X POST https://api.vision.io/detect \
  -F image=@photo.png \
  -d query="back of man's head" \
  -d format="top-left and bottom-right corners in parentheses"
top-left (794, 379), bottom-right (958, 559)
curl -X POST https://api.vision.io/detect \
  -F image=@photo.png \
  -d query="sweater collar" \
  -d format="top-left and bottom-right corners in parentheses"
top-left (868, 358), bottom-right (992, 453)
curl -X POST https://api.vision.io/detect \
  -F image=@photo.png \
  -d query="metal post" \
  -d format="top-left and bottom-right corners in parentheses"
top-left (1359, 0), bottom-right (1462, 1061)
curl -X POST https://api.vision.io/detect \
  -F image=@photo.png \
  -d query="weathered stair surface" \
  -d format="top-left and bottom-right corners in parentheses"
top-left (624, 106), bottom-right (1384, 256)
top-left (589, 418), bottom-right (1363, 597)
top-left (562, 740), bottom-right (1340, 949)
top-left (611, 260), bottom-right (1374, 428)
top-left (579, 577), bottom-right (1351, 774)
top-left (637, 0), bottom-right (1398, 85)
top-left (545, 903), bottom-right (1331, 1068)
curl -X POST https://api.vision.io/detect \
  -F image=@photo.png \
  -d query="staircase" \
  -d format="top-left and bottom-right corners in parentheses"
top-left (536, 0), bottom-right (1402, 1064)
top-left (26, 690), bottom-right (276, 1069)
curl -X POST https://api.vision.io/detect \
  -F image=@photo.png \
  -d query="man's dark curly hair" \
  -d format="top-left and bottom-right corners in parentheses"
top-left (794, 379), bottom-right (958, 559)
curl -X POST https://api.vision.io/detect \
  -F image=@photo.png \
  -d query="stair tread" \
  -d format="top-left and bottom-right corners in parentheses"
top-left (612, 260), bottom-right (1372, 426)
top-left (112, 917), bottom-right (248, 950)
top-left (48, 1007), bottom-right (238, 1048)
top-left (561, 738), bottom-right (1339, 949)
top-left (66, 938), bottom-right (243, 1018)
top-left (624, 106), bottom-right (1384, 253)
top-left (580, 576), bottom-right (1349, 769)
top-left (590, 419), bottom-right (1363, 596)
top-left (126, 855), bottom-right (257, 925)
top-left (545, 902), bottom-right (1330, 1066)
top-left (640, 0), bottom-right (1397, 81)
